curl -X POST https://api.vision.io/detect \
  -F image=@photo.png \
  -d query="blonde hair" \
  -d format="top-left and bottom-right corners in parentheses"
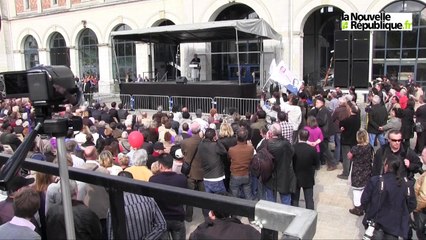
top-left (99, 150), bottom-right (114, 168)
top-left (356, 129), bottom-right (369, 146)
top-left (219, 122), bottom-right (234, 138)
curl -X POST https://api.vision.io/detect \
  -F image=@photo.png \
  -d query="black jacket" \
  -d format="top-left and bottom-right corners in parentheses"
top-left (367, 104), bottom-right (388, 134)
top-left (372, 144), bottom-right (422, 178)
top-left (315, 106), bottom-right (336, 138)
top-left (401, 107), bottom-right (415, 139)
top-left (361, 173), bottom-right (416, 239)
top-left (46, 200), bottom-right (102, 240)
top-left (189, 217), bottom-right (260, 240)
top-left (293, 142), bottom-right (317, 188)
top-left (340, 113), bottom-right (361, 146)
top-left (198, 139), bottom-right (227, 179)
top-left (264, 137), bottom-right (296, 194)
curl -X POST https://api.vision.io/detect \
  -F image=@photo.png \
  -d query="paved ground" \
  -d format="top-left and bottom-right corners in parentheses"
top-left (182, 163), bottom-right (365, 239)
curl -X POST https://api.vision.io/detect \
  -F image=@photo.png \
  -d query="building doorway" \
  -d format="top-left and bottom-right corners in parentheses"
top-left (302, 6), bottom-right (343, 86)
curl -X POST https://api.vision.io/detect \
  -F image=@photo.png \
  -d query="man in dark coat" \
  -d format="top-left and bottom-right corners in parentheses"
top-left (189, 193), bottom-right (260, 240)
top-left (367, 95), bottom-right (388, 147)
top-left (180, 122), bottom-right (204, 222)
top-left (262, 123), bottom-right (296, 205)
top-left (291, 129), bottom-right (317, 210)
top-left (198, 128), bottom-right (227, 194)
top-left (313, 96), bottom-right (338, 171)
top-left (46, 180), bottom-right (102, 240)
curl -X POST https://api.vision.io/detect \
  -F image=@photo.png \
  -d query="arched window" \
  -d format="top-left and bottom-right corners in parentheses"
top-left (24, 35), bottom-right (39, 69)
top-left (373, 0), bottom-right (426, 86)
top-left (79, 28), bottom-right (99, 81)
top-left (50, 32), bottom-right (70, 67)
top-left (112, 24), bottom-right (136, 81)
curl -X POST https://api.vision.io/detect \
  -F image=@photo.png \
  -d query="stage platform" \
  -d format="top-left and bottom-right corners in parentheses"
top-left (119, 80), bottom-right (257, 98)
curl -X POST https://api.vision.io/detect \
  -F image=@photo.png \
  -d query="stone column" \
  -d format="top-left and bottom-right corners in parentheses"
top-left (135, 43), bottom-right (150, 79)
top-left (69, 46), bottom-right (79, 78)
top-left (98, 44), bottom-right (114, 94)
top-left (37, 48), bottom-right (49, 65)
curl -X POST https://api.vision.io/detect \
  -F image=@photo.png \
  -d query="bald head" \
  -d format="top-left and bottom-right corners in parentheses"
top-left (84, 146), bottom-right (98, 160)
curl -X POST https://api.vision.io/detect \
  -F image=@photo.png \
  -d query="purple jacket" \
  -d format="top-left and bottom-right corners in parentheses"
top-left (304, 126), bottom-right (323, 153)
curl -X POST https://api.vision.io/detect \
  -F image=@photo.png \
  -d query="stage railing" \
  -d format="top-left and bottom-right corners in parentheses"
top-left (214, 97), bottom-right (259, 115)
top-left (87, 93), bottom-right (261, 115)
top-left (170, 96), bottom-right (214, 113)
top-left (132, 94), bottom-right (170, 112)
top-left (0, 155), bottom-right (317, 240)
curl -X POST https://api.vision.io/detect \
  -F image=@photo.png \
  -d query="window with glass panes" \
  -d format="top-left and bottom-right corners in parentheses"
top-left (372, 0), bottom-right (426, 87)
top-left (79, 29), bottom-right (99, 79)
top-left (112, 24), bottom-right (136, 82)
top-left (24, 35), bottom-right (39, 69)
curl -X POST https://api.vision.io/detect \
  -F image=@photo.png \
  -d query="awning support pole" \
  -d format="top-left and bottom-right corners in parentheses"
top-left (235, 28), bottom-right (241, 85)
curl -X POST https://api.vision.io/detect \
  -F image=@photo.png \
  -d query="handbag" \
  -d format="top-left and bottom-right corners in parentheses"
top-left (415, 122), bottom-right (424, 133)
top-left (181, 143), bottom-right (199, 176)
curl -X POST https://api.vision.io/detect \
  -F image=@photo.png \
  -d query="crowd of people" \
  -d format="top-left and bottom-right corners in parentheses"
top-left (0, 76), bottom-right (425, 239)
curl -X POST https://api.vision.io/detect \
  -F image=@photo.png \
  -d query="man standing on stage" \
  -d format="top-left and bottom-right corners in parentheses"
top-left (190, 54), bottom-right (201, 81)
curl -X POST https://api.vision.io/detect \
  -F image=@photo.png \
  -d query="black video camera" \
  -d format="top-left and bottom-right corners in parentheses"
top-left (0, 65), bottom-right (80, 107)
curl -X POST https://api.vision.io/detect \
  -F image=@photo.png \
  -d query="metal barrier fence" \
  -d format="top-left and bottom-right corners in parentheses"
top-left (214, 97), bottom-right (259, 115)
top-left (83, 93), bottom-right (260, 115)
top-left (170, 96), bottom-right (214, 113)
top-left (0, 155), bottom-right (317, 240)
top-left (132, 94), bottom-right (170, 112)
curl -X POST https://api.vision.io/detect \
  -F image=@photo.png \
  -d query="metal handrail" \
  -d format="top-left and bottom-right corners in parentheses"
top-left (0, 155), bottom-right (317, 240)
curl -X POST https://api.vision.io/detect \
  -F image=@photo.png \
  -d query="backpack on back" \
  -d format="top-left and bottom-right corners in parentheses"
top-left (250, 140), bottom-right (275, 183)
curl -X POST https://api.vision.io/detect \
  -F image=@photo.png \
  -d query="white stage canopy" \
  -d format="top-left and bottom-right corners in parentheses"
top-left (111, 19), bottom-right (282, 43)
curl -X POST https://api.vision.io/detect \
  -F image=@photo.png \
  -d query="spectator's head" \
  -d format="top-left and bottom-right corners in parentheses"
top-left (384, 154), bottom-right (403, 176)
top-left (269, 123), bottom-right (282, 137)
top-left (315, 96), bottom-right (325, 108)
top-left (132, 149), bottom-right (148, 166)
top-left (298, 129), bottom-right (309, 142)
top-left (117, 171), bottom-right (133, 179)
top-left (256, 110), bottom-right (266, 119)
top-left (277, 111), bottom-right (288, 122)
top-left (372, 95), bottom-right (381, 105)
top-left (84, 146), bottom-right (98, 160)
top-left (190, 122), bottom-right (201, 135)
top-left (6, 176), bottom-right (35, 196)
top-left (158, 153), bottom-right (173, 170)
top-left (13, 187), bottom-right (40, 219)
top-left (306, 116), bottom-right (318, 128)
top-left (219, 121), bottom-right (233, 138)
top-left (157, 105), bottom-right (163, 113)
top-left (388, 130), bottom-right (402, 152)
top-left (111, 102), bottom-right (116, 108)
top-left (65, 140), bottom-right (78, 153)
top-left (164, 131), bottom-right (173, 143)
top-left (195, 109), bottom-right (203, 118)
top-left (236, 128), bottom-right (248, 143)
top-left (356, 129), bottom-right (369, 146)
top-left (182, 111), bottom-right (190, 120)
top-left (204, 128), bottom-right (216, 141)
top-left (182, 122), bottom-right (189, 132)
top-left (153, 142), bottom-right (165, 153)
top-left (99, 150), bottom-right (114, 168)
top-left (209, 192), bottom-right (232, 219)
top-left (118, 103), bottom-right (124, 109)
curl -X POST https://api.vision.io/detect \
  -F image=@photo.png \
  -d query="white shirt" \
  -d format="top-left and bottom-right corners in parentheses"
top-left (71, 154), bottom-right (85, 168)
top-left (281, 102), bottom-right (302, 131)
top-left (9, 216), bottom-right (36, 231)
